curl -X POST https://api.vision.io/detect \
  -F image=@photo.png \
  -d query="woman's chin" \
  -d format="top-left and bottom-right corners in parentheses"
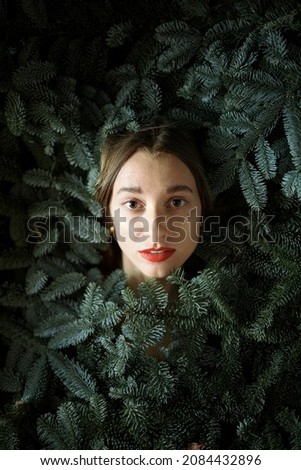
top-left (139, 265), bottom-right (175, 280)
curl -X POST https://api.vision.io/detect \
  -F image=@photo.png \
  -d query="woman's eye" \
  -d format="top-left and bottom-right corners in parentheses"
top-left (170, 198), bottom-right (186, 208)
top-left (124, 200), bottom-right (141, 210)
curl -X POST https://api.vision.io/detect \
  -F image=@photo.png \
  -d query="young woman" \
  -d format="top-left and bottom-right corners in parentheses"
top-left (95, 119), bottom-right (214, 450)
top-left (96, 117), bottom-right (213, 296)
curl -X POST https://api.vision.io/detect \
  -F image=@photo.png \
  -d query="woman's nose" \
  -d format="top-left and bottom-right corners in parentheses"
top-left (146, 207), bottom-right (168, 243)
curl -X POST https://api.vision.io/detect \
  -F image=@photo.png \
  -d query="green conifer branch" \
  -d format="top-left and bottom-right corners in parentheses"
top-left (48, 351), bottom-right (97, 401)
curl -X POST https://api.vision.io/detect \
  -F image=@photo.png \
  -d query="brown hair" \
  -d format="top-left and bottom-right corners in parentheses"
top-left (95, 117), bottom-right (213, 217)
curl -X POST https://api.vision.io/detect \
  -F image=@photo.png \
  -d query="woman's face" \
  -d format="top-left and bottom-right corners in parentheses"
top-left (109, 150), bottom-right (202, 284)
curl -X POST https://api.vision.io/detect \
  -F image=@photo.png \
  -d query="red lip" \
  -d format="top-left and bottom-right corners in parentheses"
top-left (139, 247), bottom-right (176, 263)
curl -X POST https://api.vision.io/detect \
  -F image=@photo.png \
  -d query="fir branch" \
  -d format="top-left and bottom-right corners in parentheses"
top-left (37, 412), bottom-right (70, 450)
top-left (29, 102), bottom-right (66, 134)
top-left (5, 91), bottom-right (27, 136)
top-left (173, 278), bottom-right (209, 329)
top-left (277, 408), bottom-right (301, 450)
top-left (64, 134), bottom-right (93, 171)
top-left (115, 79), bottom-right (140, 108)
top-left (137, 278), bottom-right (169, 313)
top-left (26, 299), bottom-right (49, 326)
top-left (178, 62), bottom-right (221, 102)
top-left (106, 64), bottom-right (137, 88)
top-left (121, 287), bottom-right (141, 318)
top-left (253, 272), bottom-right (301, 330)
top-left (31, 228), bottom-right (59, 258)
top-left (197, 268), bottom-right (236, 325)
top-left (220, 111), bottom-right (253, 135)
top-left (109, 376), bottom-right (139, 400)
top-left (139, 78), bottom-right (162, 112)
top-left (64, 37), bottom-right (86, 79)
top-left (167, 107), bottom-right (211, 129)
top-left (121, 397), bottom-right (149, 436)
top-left (28, 200), bottom-right (68, 218)
top-left (48, 351), bottom-right (97, 401)
top-left (243, 383), bottom-right (266, 417)
top-left (129, 322), bottom-right (166, 348)
top-left (80, 282), bottom-right (104, 318)
top-left (0, 248), bottom-right (32, 270)
top-left (106, 22), bottom-right (133, 48)
top-left (12, 61), bottom-right (56, 90)
top-left (271, 214), bottom-right (301, 256)
top-left (229, 80), bottom-right (285, 110)
top-left (0, 314), bottom-right (32, 343)
top-left (262, 30), bottom-right (290, 67)
top-left (156, 20), bottom-right (201, 46)
top-left (127, 33), bottom-right (162, 78)
top-left (205, 18), bottom-right (253, 43)
top-left (101, 106), bottom-right (139, 137)
top-left (0, 283), bottom-right (28, 309)
top-left (254, 136), bottom-right (277, 180)
top-left (210, 158), bottom-right (240, 197)
top-left (21, 354), bottom-right (48, 402)
top-left (0, 417), bottom-right (19, 450)
top-left (177, 0), bottom-right (210, 18)
top-left (283, 100), bottom-right (301, 171)
top-left (54, 172), bottom-right (91, 204)
top-left (281, 170), bottom-right (301, 201)
top-left (34, 312), bottom-right (77, 339)
top-left (36, 256), bottom-right (75, 278)
top-left (25, 268), bottom-right (48, 295)
top-left (239, 160), bottom-right (267, 210)
top-left (103, 335), bottom-right (131, 378)
top-left (0, 368), bottom-right (22, 393)
top-left (244, 255), bottom-right (300, 341)
top-left (206, 132), bottom-right (238, 162)
top-left (146, 361), bottom-right (176, 404)
top-left (40, 272), bottom-right (86, 301)
top-left (47, 318), bottom-right (94, 350)
top-left (166, 267), bottom-right (186, 285)
top-left (96, 302), bottom-right (124, 329)
top-left (101, 269), bottom-right (126, 303)
top-left (236, 417), bottom-right (256, 443)
top-left (86, 166), bottom-right (100, 198)
top-left (88, 394), bottom-right (108, 427)
top-left (37, 402), bottom-right (83, 450)
top-left (156, 21), bottom-right (202, 72)
top-left (250, 232), bottom-right (301, 275)
top-left (84, 37), bottom-right (108, 82)
top-left (16, 349), bottom-right (38, 381)
top-left (115, 78), bottom-right (140, 107)
top-left (86, 267), bottom-right (103, 284)
top-left (228, 33), bottom-right (258, 74)
top-left (260, 422), bottom-right (285, 450)
top-left (95, 332), bottom-right (116, 354)
top-left (23, 168), bottom-right (52, 188)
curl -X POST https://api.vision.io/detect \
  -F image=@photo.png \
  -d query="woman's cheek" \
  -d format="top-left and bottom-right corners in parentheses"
top-left (165, 217), bottom-right (187, 244)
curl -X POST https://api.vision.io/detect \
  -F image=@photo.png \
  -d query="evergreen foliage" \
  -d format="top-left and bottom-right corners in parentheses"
top-left (0, 0), bottom-right (301, 449)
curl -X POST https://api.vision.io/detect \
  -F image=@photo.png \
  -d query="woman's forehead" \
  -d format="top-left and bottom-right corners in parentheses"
top-left (112, 150), bottom-right (198, 192)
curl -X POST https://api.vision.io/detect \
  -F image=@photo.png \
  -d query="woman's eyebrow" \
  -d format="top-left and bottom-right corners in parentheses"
top-left (117, 186), bottom-right (142, 194)
top-left (166, 184), bottom-right (193, 194)
top-left (117, 184), bottom-right (193, 195)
